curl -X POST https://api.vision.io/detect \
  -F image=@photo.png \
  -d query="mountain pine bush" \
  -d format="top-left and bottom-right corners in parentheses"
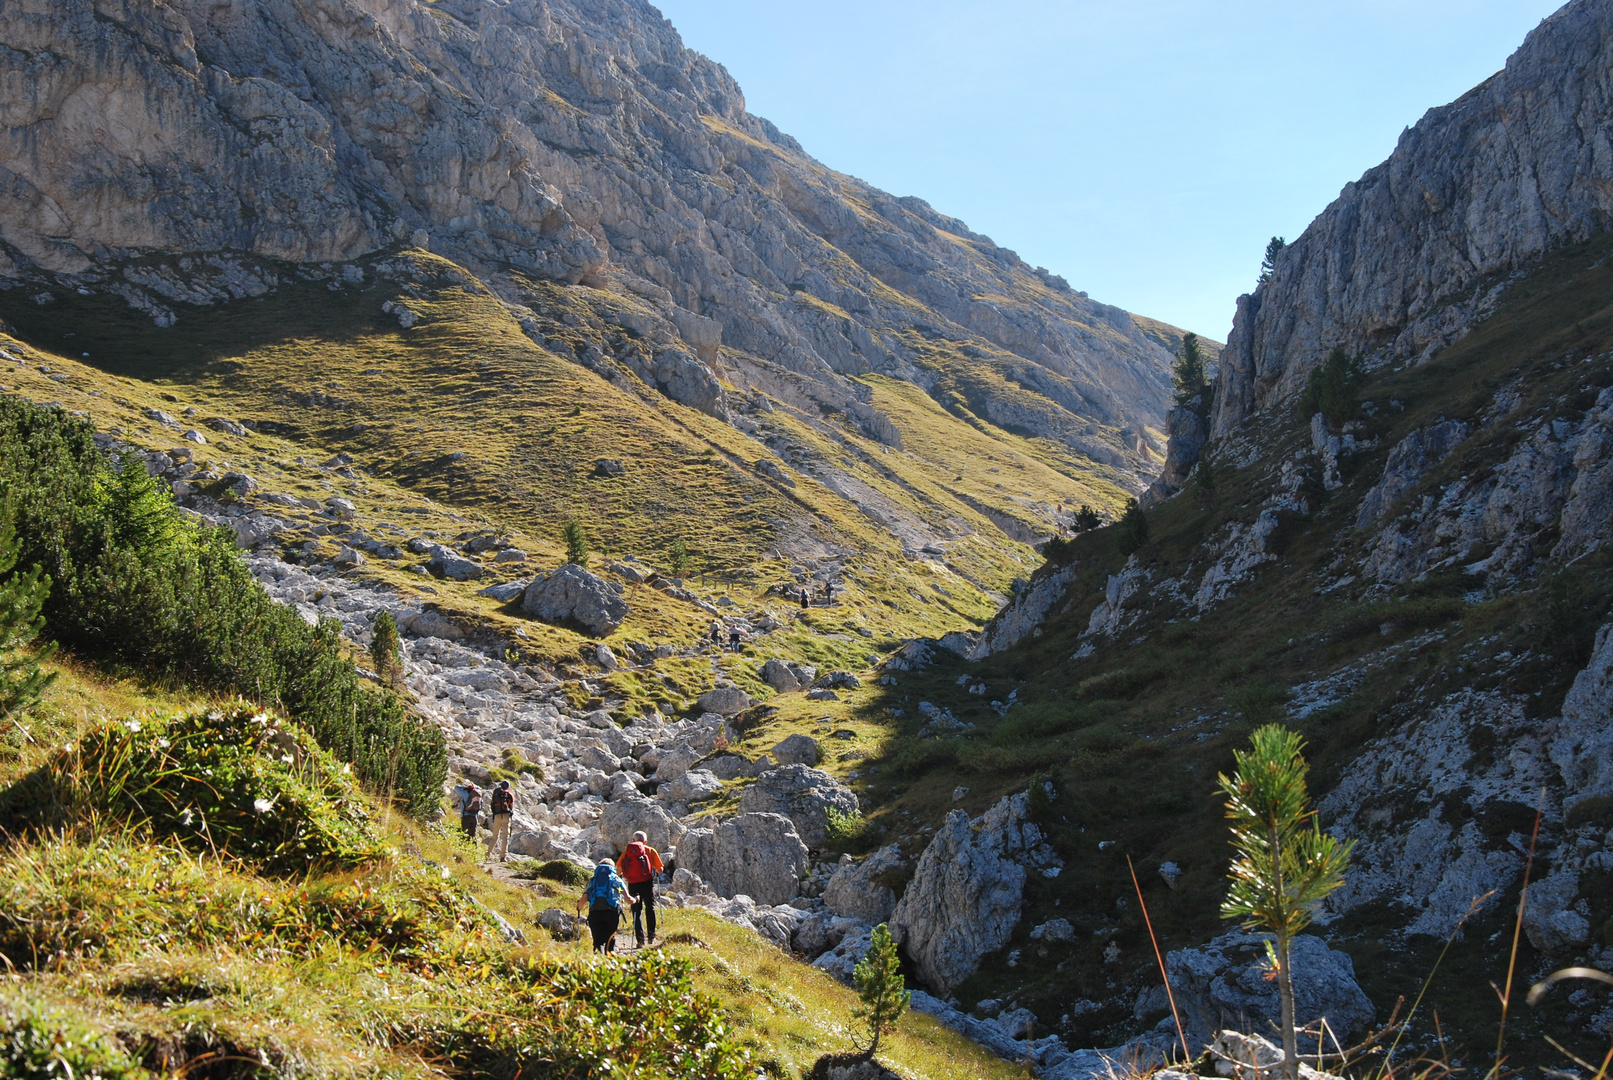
top-left (0, 517), bottom-right (54, 729)
top-left (0, 398), bottom-right (445, 814)
top-left (0, 704), bottom-right (383, 873)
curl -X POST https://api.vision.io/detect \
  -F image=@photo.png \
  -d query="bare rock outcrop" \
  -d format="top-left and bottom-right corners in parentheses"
top-left (1166, 932), bottom-right (1375, 1051)
top-left (1212, 1), bottom-right (1613, 437)
top-left (888, 791), bottom-right (1062, 995)
top-left (736, 764), bottom-right (859, 850)
top-left (0, 0), bottom-right (1180, 455)
top-left (674, 812), bottom-right (809, 906)
top-left (521, 564), bottom-right (628, 636)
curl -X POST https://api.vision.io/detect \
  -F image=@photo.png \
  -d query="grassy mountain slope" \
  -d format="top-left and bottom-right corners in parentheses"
top-left (0, 665), bottom-right (1026, 1080)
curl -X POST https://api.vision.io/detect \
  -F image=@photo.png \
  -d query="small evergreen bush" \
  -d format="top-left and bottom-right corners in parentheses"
top-left (1298, 347), bottom-right (1365, 421)
top-left (562, 517), bottom-right (589, 566)
top-left (851, 923), bottom-right (909, 1058)
top-left (0, 398), bottom-right (445, 814)
top-left (0, 705), bottom-right (383, 873)
top-left (369, 609), bottom-right (404, 688)
top-left (1115, 498), bottom-right (1150, 555)
top-left (0, 518), bottom-right (54, 728)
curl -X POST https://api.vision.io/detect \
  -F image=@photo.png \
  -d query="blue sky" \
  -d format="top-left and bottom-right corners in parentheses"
top-left (652, 1), bottom-right (1567, 340)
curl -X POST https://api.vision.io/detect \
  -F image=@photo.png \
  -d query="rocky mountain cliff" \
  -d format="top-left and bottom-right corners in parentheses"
top-left (1213, 0), bottom-right (1613, 436)
top-left (0, 0), bottom-right (1185, 469)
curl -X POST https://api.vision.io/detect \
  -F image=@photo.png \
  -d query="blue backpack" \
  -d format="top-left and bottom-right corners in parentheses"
top-left (585, 865), bottom-right (620, 910)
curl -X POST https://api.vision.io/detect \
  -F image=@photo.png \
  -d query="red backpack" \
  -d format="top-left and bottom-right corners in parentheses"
top-left (621, 842), bottom-right (654, 883)
top-left (492, 788), bottom-right (513, 815)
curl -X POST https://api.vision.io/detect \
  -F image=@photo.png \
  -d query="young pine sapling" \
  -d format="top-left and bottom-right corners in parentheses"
top-left (1219, 725), bottom-right (1353, 1080)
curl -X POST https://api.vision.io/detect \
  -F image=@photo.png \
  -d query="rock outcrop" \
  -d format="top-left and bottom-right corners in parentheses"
top-left (736, 764), bottom-right (859, 850)
top-left (888, 791), bottom-right (1062, 995)
top-left (1212, 0), bottom-right (1613, 436)
top-left (821, 844), bottom-right (906, 925)
top-left (521, 564), bottom-right (628, 635)
top-left (0, 0), bottom-right (1183, 456)
top-left (674, 812), bottom-right (809, 907)
top-left (1166, 932), bottom-right (1375, 1051)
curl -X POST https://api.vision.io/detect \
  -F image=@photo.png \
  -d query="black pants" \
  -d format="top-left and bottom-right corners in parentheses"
top-left (628, 880), bottom-right (656, 943)
top-left (588, 906), bottom-right (620, 952)
top-left (459, 812), bottom-right (477, 839)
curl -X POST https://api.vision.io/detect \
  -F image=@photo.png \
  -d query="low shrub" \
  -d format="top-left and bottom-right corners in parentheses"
top-left (519, 858), bottom-right (590, 887)
top-left (0, 398), bottom-right (445, 814)
top-left (824, 806), bottom-right (875, 854)
top-left (0, 999), bottom-right (146, 1080)
top-left (0, 705), bottom-right (383, 873)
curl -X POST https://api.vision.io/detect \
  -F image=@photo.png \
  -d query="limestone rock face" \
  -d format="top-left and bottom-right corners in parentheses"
top-left (1551, 622), bottom-right (1613, 815)
top-left (888, 791), bottom-right (1060, 995)
top-left (822, 843), bottom-right (906, 925)
top-left (769, 733), bottom-right (821, 767)
top-left (1212, 0), bottom-right (1613, 437)
top-left (737, 764), bottom-right (859, 850)
top-left (1140, 401), bottom-right (1207, 507)
top-left (0, 0), bottom-right (1179, 454)
top-left (1166, 932), bottom-right (1374, 1051)
top-left (674, 812), bottom-right (809, 906)
top-left (520, 564), bottom-right (628, 636)
top-left (597, 795), bottom-right (683, 854)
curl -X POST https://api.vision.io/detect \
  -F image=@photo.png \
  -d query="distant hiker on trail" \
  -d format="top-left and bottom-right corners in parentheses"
top-left (616, 830), bottom-right (665, 947)
top-left (487, 780), bottom-right (514, 862)
top-left (458, 782), bottom-right (482, 840)
top-left (728, 627), bottom-right (741, 652)
top-left (822, 581), bottom-right (833, 604)
top-left (799, 587), bottom-right (809, 610)
top-left (578, 860), bottom-right (637, 953)
top-left (709, 624), bottom-right (722, 648)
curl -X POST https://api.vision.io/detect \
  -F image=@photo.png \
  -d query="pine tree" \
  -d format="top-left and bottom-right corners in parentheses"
top-left (851, 923), bottom-right (910, 1059)
top-left (1173, 333), bottom-right (1209, 410)
top-left (370, 610), bottom-right (404, 689)
top-left (1073, 505), bottom-right (1103, 532)
top-left (0, 517), bottom-right (55, 729)
top-left (1115, 498), bottom-right (1149, 555)
top-left (1259, 236), bottom-right (1286, 284)
top-left (562, 518), bottom-right (589, 566)
top-left (1219, 726), bottom-right (1353, 1080)
top-left (669, 536), bottom-right (689, 578)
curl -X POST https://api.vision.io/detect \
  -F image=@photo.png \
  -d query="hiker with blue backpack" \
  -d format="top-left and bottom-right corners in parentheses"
top-left (577, 860), bottom-right (638, 953)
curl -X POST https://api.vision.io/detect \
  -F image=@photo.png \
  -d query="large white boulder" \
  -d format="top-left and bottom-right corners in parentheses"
top-left (674, 812), bottom-right (809, 906)
top-left (521, 564), bottom-right (628, 635)
top-left (737, 764), bottom-right (859, 849)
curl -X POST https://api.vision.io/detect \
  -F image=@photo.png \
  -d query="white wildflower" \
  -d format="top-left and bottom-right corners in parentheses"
top-left (253, 797), bottom-right (275, 814)
top-left (126, 720), bottom-right (142, 732)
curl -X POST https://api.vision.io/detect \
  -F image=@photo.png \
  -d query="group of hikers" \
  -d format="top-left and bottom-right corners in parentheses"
top-left (452, 781), bottom-right (666, 952)
top-left (454, 778), bottom-right (517, 859)
top-left (798, 581), bottom-right (833, 609)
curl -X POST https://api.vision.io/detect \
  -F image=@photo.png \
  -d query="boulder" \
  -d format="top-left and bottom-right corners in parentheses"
top-left (427, 545), bottom-right (486, 581)
top-left (477, 580), bottom-right (528, 602)
top-left (661, 768), bottom-right (723, 804)
top-left (738, 764), bottom-right (860, 849)
top-left (675, 812), bottom-right (810, 906)
top-left (654, 745), bottom-right (701, 782)
top-left (808, 1054), bottom-right (903, 1080)
top-left (770, 733), bottom-right (822, 767)
top-left (703, 754), bottom-right (749, 780)
top-left (814, 671), bottom-right (861, 690)
top-left (810, 922), bottom-right (874, 982)
top-left (1029, 917), bottom-right (1075, 943)
top-left (822, 844), bottom-right (906, 924)
top-left (761, 658), bottom-right (815, 692)
top-left (598, 795), bottom-right (684, 853)
top-left (1166, 931), bottom-right (1375, 1050)
top-left (521, 563), bottom-right (629, 636)
top-left (695, 686), bottom-right (752, 716)
top-left (888, 791), bottom-right (1058, 995)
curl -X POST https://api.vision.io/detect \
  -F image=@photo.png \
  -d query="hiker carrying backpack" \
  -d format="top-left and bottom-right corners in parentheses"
top-left (487, 780), bottom-right (515, 863)
top-left (459, 783), bottom-right (482, 840)
top-left (616, 832), bottom-right (665, 947)
top-left (578, 861), bottom-right (636, 953)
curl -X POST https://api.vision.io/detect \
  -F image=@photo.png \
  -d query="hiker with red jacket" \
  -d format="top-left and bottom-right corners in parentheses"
top-left (487, 780), bottom-right (514, 862)
top-left (616, 830), bottom-right (665, 947)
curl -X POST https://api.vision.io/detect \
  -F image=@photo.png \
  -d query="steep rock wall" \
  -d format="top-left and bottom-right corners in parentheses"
top-left (0, 0), bottom-right (1179, 458)
top-left (1214, 0), bottom-right (1613, 437)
